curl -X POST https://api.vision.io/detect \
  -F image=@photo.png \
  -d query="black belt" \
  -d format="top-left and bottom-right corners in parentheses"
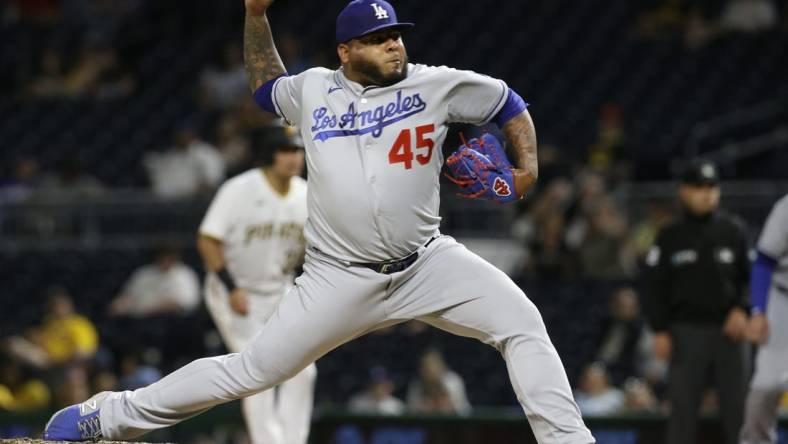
top-left (357, 236), bottom-right (438, 275)
top-left (777, 283), bottom-right (788, 296)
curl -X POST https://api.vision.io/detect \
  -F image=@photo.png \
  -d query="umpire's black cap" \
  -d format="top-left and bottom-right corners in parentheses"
top-left (251, 125), bottom-right (303, 166)
top-left (680, 160), bottom-right (719, 186)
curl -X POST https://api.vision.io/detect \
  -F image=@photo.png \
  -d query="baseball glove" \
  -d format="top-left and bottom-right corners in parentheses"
top-left (444, 134), bottom-right (519, 203)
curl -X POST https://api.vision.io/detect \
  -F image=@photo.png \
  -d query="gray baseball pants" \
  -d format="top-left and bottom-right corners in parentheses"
top-left (97, 236), bottom-right (595, 443)
top-left (740, 289), bottom-right (788, 444)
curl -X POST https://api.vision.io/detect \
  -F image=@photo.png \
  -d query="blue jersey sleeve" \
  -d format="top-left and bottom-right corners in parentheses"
top-left (750, 250), bottom-right (777, 315)
top-left (253, 74), bottom-right (288, 115)
top-left (493, 89), bottom-right (529, 127)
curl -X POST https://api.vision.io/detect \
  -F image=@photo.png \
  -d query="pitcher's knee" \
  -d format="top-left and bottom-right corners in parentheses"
top-left (497, 291), bottom-right (549, 339)
top-left (231, 351), bottom-right (291, 392)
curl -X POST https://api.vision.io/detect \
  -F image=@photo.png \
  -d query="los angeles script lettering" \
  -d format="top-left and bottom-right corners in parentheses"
top-left (311, 91), bottom-right (427, 138)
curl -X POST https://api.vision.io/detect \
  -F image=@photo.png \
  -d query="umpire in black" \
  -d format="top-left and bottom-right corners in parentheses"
top-left (643, 160), bottom-right (750, 444)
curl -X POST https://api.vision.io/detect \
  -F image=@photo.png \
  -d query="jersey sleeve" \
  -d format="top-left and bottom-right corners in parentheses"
top-left (757, 196), bottom-right (788, 259)
top-left (270, 70), bottom-right (313, 126)
top-left (199, 182), bottom-right (238, 241)
top-left (445, 69), bottom-right (508, 125)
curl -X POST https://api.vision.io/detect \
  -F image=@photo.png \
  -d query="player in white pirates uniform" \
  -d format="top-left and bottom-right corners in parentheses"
top-left (198, 125), bottom-right (315, 444)
top-left (740, 193), bottom-right (788, 444)
top-left (45, 1), bottom-right (595, 443)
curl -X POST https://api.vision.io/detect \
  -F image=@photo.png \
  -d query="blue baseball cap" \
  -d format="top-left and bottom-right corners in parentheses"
top-left (336, 0), bottom-right (414, 43)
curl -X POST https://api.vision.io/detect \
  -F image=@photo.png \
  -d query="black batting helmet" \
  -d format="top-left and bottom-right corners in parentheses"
top-left (250, 124), bottom-right (303, 166)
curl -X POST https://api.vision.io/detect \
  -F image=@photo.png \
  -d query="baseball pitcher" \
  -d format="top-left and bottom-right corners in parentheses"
top-left (44, 1), bottom-right (595, 443)
top-left (198, 126), bottom-right (316, 444)
top-left (740, 193), bottom-right (788, 444)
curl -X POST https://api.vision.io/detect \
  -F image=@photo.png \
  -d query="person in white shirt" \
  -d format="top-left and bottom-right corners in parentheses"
top-left (349, 366), bottom-right (405, 416)
top-left (407, 349), bottom-right (471, 415)
top-left (197, 124), bottom-right (316, 444)
top-left (144, 125), bottom-right (225, 199)
top-left (109, 246), bottom-right (200, 317)
top-left (199, 43), bottom-right (249, 110)
top-left (573, 363), bottom-right (625, 416)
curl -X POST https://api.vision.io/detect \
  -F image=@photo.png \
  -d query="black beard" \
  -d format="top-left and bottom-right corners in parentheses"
top-left (354, 55), bottom-right (409, 87)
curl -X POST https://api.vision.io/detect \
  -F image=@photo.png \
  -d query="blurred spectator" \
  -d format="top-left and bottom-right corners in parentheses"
top-left (144, 125), bottom-right (225, 198)
top-left (576, 196), bottom-right (632, 279)
top-left (513, 178), bottom-right (576, 279)
top-left (109, 245), bottom-right (201, 317)
top-left (27, 49), bottom-right (70, 99)
top-left (622, 378), bottom-right (659, 413)
top-left (118, 352), bottom-right (162, 390)
top-left (526, 211), bottom-right (575, 279)
top-left (91, 369), bottom-right (118, 394)
top-left (278, 33), bottom-right (311, 74)
top-left (3, 287), bottom-right (99, 370)
top-left (349, 366), bottom-right (405, 416)
top-left (54, 365), bottom-right (91, 408)
top-left (214, 114), bottom-right (251, 175)
top-left (533, 144), bottom-right (571, 188)
top-left (720, 0), bottom-right (778, 32)
top-left (64, 44), bottom-right (133, 99)
top-left (574, 363), bottom-right (625, 416)
top-left (684, 0), bottom-right (725, 49)
top-left (20, 154), bottom-right (104, 236)
top-left (565, 171), bottom-right (607, 251)
top-left (406, 349), bottom-right (471, 415)
top-left (0, 358), bottom-right (51, 412)
top-left (637, 0), bottom-right (730, 48)
top-left (625, 199), bottom-right (674, 265)
top-left (35, 153), bottom-right (104, 200)
top-left (637, 0), bottom-right (687, 39)
top-left (586, 103), bottom-right (630, 182)
top-left (0, 157), bottom-right (40, 203)
top-left (199, 43), bottom-right (248, 111)
top-left (591, 287), bottom-right (651, 385)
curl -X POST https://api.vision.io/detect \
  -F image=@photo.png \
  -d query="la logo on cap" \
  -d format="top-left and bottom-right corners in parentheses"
top-left (371, 3), bottom-right (389, 19)
top-left (701, 164), bottom-right (715, 179)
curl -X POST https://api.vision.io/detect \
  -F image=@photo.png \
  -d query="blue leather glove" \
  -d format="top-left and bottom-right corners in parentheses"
top-left (444, 136), bottom-right (519, 203)
top-left (475, 133), bottom-right (512, 170)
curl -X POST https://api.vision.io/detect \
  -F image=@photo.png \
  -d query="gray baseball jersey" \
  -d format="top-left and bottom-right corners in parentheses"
top-left (271, 64), bottom-right (507, 262)
top-left (740, 194), bottom-right (788, 444)
top-left (757, 194), bottom-right (788, 290)
top-left (54, 65), bottom-right (595, 444)
top-left (750, 193), bottom-right (788, 389)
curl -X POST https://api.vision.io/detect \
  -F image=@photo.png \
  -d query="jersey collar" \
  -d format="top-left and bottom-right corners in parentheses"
top-left (259, 169), bottom-right (293, 200)
top-left (335, 66), bottom-right (411, 97)
top-left (335, 68), bottom-right (367, 96)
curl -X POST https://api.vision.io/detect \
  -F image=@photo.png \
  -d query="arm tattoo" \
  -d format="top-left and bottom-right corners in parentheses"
top-left (503, 110), bottom-right (538, 180)
top-left (244, 13), bottom-right (286, 91)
